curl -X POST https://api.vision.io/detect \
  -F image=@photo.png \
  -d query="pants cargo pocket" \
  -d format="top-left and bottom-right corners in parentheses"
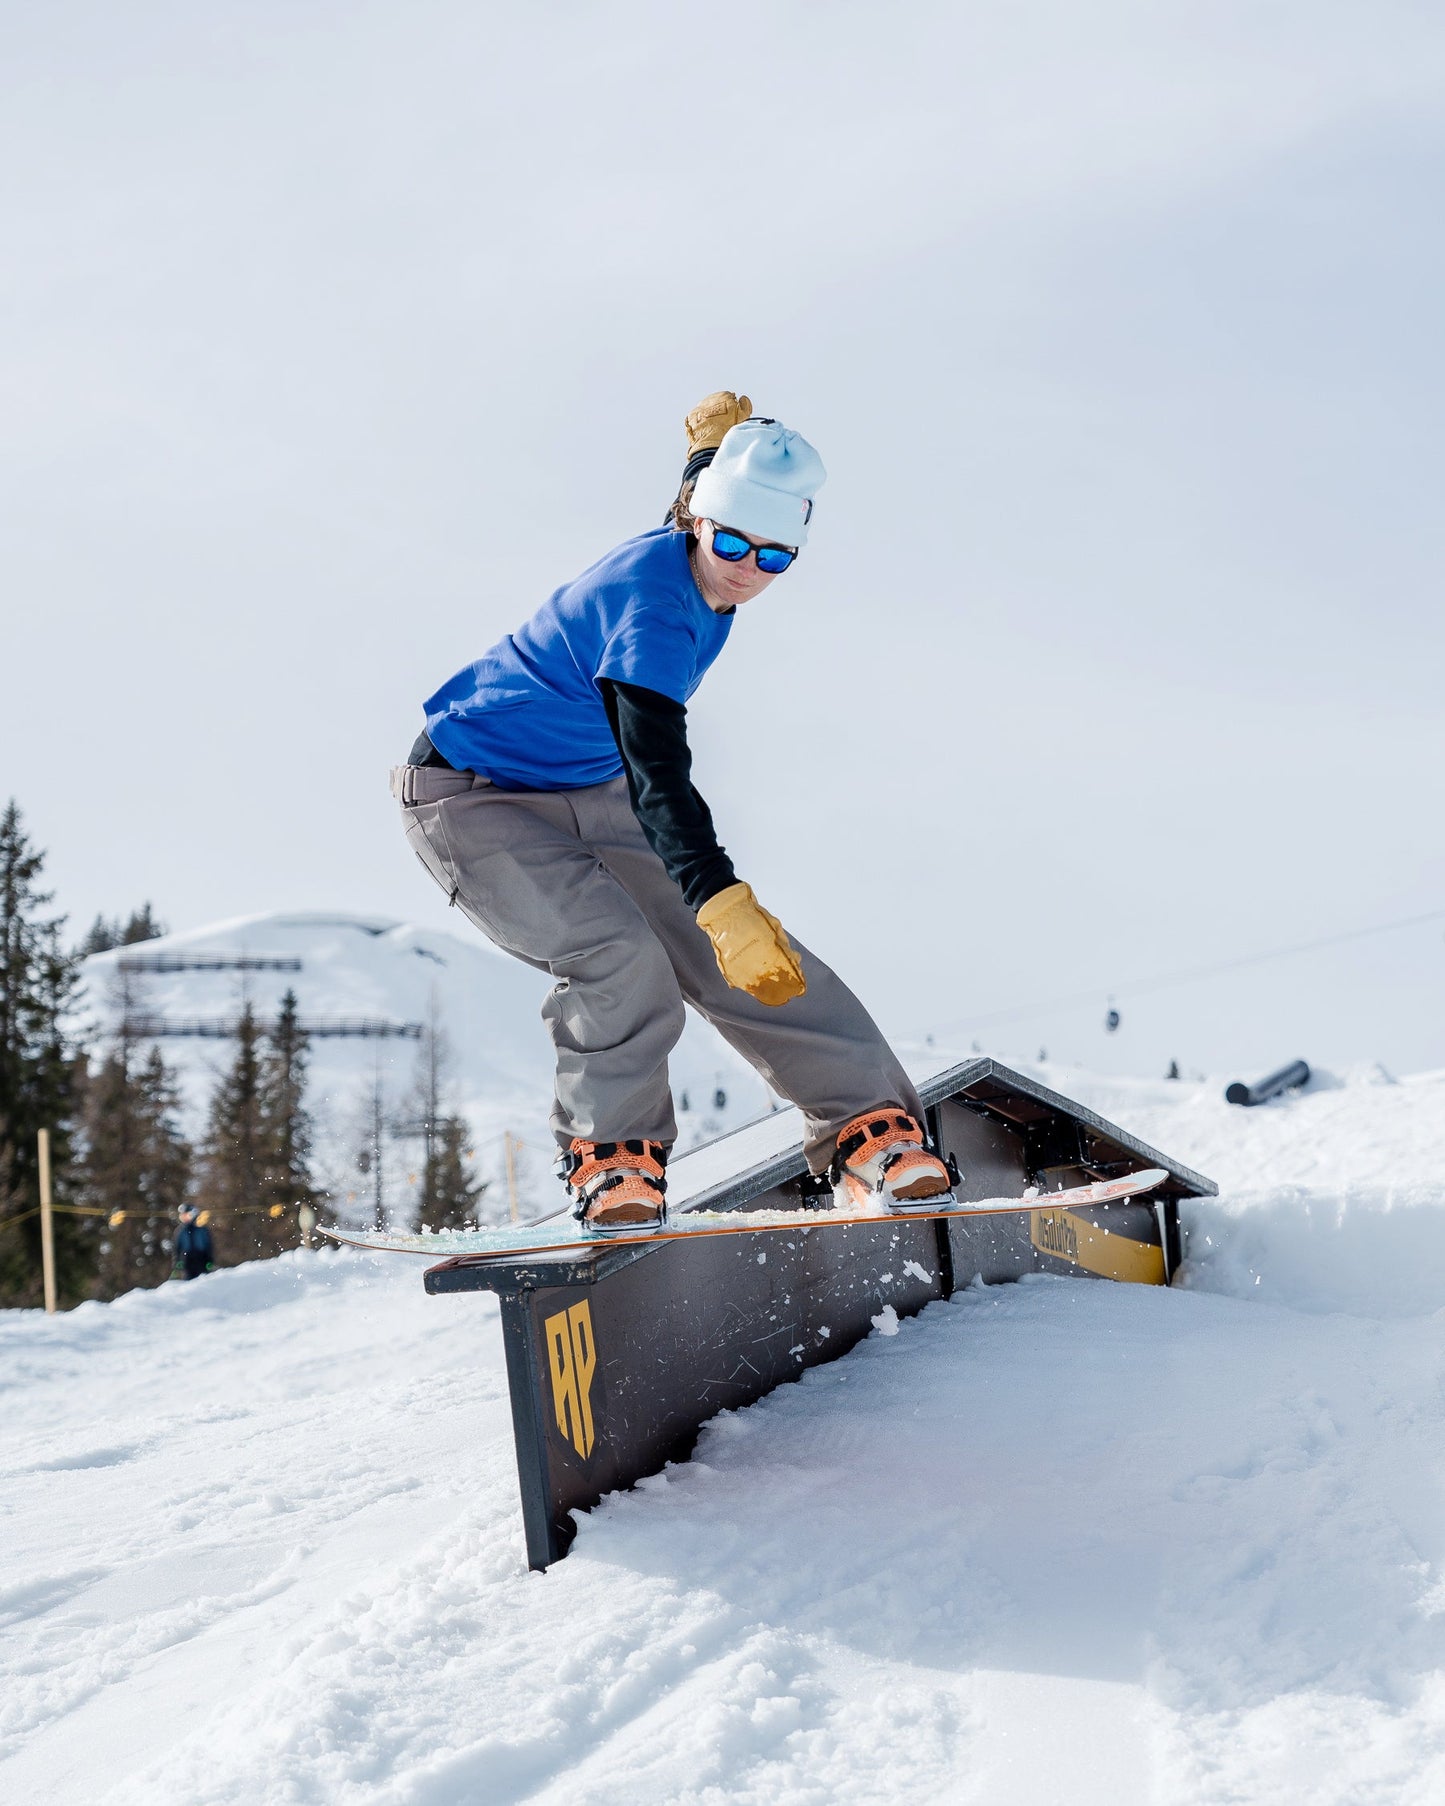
top-left (403, 809), bottom-right (461, 907)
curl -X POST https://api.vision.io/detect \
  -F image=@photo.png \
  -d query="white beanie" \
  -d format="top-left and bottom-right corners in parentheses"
top-left (689, 418), bottom-right (826, 548)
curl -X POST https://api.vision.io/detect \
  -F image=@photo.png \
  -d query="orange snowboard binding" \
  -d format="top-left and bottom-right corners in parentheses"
top-left (557, 1138), bottom-right (668, 1233)
top-left (830, 1110), bottom-right (956, 1213)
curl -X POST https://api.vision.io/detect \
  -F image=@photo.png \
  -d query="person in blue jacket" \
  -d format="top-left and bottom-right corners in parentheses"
top-left (172, 1204), bottom-right (215, 1280)
top-left (393, 393), bottom-right (951, 1230)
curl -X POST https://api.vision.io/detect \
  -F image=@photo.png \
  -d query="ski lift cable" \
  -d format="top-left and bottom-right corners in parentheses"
top-left (927, 904), bottom-right (1445, 1038)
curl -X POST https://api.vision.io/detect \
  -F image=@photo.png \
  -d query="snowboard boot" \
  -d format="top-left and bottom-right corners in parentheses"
top-left (557, 1138), bottom-right (668, 1233)
top-left (830, 1110), bottom-right (954, 1213)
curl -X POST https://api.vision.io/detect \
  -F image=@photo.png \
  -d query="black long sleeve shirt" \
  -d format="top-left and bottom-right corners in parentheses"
top-left (599, 678), bottom-right (737, 910)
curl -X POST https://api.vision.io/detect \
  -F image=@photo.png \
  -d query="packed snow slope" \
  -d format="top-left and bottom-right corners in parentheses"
top-left (4, 1064), bottom-right (1445, 1804)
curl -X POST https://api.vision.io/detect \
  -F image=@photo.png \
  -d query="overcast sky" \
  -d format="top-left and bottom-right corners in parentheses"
top-left (3, 0), bottom-right (1443, 1080)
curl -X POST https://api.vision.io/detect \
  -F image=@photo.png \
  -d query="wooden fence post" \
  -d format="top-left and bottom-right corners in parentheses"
top-left (38, 1128), bottom-right (56, 1314)
top-left (504, 1132), bottom-right (520, 1222)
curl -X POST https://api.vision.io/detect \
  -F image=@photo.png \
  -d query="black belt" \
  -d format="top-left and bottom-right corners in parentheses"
top-left (408, 731), bottom-right (458, 771)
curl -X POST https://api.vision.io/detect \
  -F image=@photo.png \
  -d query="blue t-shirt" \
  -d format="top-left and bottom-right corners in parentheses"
top-left (424, 528), bottom-right (733, 791)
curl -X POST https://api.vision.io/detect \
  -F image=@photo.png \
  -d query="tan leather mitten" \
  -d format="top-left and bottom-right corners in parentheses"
top-left (696, 880), bottom-right (806, 1006)
top-left (685, 390), bottom-right (753, 457)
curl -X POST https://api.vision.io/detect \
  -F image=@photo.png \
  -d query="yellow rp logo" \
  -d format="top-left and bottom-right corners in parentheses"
top-left (544, 1300), bottom-right (598, 1459)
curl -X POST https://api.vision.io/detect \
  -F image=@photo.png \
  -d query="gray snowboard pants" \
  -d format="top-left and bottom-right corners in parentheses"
top-left (392, 764), bottom-right (923, 1172)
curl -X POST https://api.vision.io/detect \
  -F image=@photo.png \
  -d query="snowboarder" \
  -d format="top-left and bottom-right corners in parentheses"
top-left (394, 392), bottom-right (951, 1230)
top-left (171, 1204), bottom-right (215, 1280)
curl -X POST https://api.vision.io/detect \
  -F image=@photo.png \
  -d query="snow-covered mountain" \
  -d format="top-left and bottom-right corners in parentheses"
top-left (78, 910), bottom-right (776, 1216)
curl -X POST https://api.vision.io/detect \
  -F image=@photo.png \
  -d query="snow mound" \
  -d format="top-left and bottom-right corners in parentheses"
top-left (1182, 1183), bottom-right (1445, 1318)
top-left (1032, 1060), bottom-right (1445, 1318)
top-left (6, 1061), bottom-right (1445, 1802)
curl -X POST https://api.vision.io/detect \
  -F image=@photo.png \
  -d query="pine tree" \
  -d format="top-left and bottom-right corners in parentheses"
top-left (79, 1041), bottom-right (191, 1297)
top-left (400, 1006), bottom-right (486, 1230)
top-left (0, 802), bottom-right (87, 1307)
top-left (196, 1001), bottom-right (265, 1265)
top-left (79, 916), bottom-right (118, 958)
top-left (400, 1004), bottom-right (445, 1228)
top-left (424, 1114), bottom-right (486, 1232)
top-left (118, 904), bottom-right (165, 947)
top-left (255, 989), bottom-right (313, 1254)
top-left (195, 995), bottom-right (320, 1264)
top-left (355, 1059), bottom-right (392, 1231)
top-left (77, 903), bottom-right (165, 958)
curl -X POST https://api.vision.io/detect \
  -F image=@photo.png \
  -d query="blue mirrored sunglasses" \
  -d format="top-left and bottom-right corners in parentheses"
top-left (709, 526), bottom-right (797, 574)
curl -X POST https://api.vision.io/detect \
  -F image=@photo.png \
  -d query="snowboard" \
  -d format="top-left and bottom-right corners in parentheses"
top-left (320, 1167), bottom-right (1169, 1260)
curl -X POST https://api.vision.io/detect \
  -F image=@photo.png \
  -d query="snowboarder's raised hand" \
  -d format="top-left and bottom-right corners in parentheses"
top-left (685, 390), bottom-right (753, 457)
top-left (695, 881), bottom-right (806, 1007)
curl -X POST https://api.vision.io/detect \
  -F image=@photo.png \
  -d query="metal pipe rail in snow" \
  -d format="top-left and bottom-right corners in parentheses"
top-left (416, 1058), bottom-right (1217, 1571)
top-left (1225, 1059), bottom-right (1311, 1107)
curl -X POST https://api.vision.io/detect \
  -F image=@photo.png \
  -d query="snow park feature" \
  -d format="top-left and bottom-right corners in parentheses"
top-left (359, 1058), bottom-right (1213, 1571)
top-left (6, 1061), bottom-right (1445, 1802)
top-left (1226, 1058), bottom-right (1312, 1107)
